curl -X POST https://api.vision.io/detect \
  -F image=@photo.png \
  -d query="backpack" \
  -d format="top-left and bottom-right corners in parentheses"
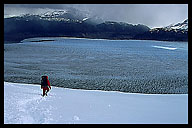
top-left (41, 76), bottom-right (48, 87)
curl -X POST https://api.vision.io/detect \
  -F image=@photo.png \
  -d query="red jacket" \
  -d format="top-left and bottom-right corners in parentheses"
top-left (47, 80), bottom-right (51, 88)
top-left (41, 76), bottom-right (51, 89)
top-left (46, 76), bottom-right (51, 89)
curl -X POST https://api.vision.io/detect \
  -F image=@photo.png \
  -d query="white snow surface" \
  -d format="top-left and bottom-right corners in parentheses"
top-left (152, 46), bottom-right (177, 50)
top-left (4, 82), bottom-right (188, 124)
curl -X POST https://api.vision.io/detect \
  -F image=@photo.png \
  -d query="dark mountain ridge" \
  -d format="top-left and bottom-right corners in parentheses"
top-left (135, 19), bottom-right (188, 42)
top-left (4, 10), bottom-right (188, 43)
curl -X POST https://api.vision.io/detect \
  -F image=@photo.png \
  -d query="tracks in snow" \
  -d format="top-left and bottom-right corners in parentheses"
top-left (4, 82), bottom-right (55, 124)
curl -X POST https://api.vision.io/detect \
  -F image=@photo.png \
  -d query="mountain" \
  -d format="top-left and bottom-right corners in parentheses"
top-left (4, 10), bottom-right (150, 43)
top-left (4, 10), bottom-right (187, 43)
top-left (8, 10), bottom-right (92, 24)
top-left (135, 19), bottom-right (188, 41)
top-left (39, 10), bottom-right (104, 24)
top-left (5, 10), bottom-right (188, 43)
top-left (164, 19), bottom-right (188, 31)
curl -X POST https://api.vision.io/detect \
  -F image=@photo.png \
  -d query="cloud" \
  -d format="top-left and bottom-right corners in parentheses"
top-left (71, 4), bottom-right (188, 28)
top-left (4, 4), bottom-right (64, 9)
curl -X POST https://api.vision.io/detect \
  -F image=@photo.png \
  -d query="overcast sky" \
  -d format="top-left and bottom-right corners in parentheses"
top-left (4, 4), bottom-right (188, 28)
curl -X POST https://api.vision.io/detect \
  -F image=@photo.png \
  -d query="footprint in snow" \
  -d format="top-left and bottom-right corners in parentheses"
top-left (73, 115), bottom-right (80, 121)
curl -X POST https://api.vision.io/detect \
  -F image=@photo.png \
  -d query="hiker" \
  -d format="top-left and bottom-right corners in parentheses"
top-left (41, 75), bottom-right (51, 96)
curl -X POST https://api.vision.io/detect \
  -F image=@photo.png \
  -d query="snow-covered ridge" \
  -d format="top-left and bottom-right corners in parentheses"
top-left (150, 19), bottom-right (188, 33)
top-left (4, 82), bottom-right (188, 124)
top-left (164, 19), bottom-right (188, 31)
top-left (16, 10), bottom-right (89, 23)
top-left (7, 10), bottom-right (101, 24)
top-left (41, 10), bottom-right (68, 18)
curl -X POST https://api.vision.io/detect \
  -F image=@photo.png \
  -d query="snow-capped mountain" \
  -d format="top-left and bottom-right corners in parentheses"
top-left (18, 10), bottom-right (87, 23)
top-left (40, 10), bottom-right (68, 18)
top-left (4, 9), bottom-right (187, 42)
top-left (150, 19), bottom-right (188, 33)
top-left (16, 9), bottom-right (104, 24)
top-left (4, 10), bottom-right (150, 43)
top-left (135, 19), bottom-right (188, 41)
top-left (164, 19), bottom-right (188, 31)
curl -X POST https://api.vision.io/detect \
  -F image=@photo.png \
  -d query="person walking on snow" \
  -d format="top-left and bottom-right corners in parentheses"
top-left (41, 75), bottom-right (51, 96)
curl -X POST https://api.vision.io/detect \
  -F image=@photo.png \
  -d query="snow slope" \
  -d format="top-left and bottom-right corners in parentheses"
top-left (4, 82), bottom-right (188, 124)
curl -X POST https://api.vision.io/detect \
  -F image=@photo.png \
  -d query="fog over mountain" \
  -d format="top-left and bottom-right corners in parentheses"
top-left (4, 4), bottom-right (188, 28)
